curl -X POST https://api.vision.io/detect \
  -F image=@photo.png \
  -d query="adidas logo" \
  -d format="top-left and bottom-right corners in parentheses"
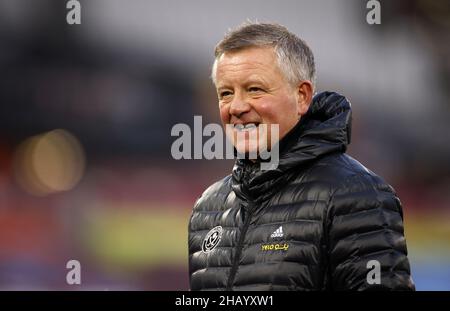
top-left (270, 226), bottom-right (284, 238)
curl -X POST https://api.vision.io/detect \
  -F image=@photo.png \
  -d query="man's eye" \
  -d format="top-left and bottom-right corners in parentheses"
top-left (220, 91), bottom-right (232, 98)
top-left (249, 87), bottom-right (263, 92)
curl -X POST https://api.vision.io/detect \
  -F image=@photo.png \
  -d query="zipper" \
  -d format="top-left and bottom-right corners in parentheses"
top-left (226, 201), bottom-right (254, 290)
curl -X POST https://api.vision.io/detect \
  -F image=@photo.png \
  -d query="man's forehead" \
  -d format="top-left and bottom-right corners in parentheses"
top-left (217, 46), bottom-right (276, 65)
top-left (215, 47), bottom-right (278, 84)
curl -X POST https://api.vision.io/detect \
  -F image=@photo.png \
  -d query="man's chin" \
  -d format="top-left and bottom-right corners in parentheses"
top-left (234, 143), bottom-right (269, 159)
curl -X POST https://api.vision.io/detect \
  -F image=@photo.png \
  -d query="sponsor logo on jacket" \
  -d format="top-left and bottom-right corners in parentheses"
top-left (261, 243), bottom-right (289, 251)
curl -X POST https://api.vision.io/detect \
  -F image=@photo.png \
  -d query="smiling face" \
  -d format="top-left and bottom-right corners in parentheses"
top-left (215, 46), bottom-right (311, 155)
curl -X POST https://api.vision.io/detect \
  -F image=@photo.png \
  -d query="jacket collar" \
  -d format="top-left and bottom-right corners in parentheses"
top-left (231, 91), bottom-right (352, 203)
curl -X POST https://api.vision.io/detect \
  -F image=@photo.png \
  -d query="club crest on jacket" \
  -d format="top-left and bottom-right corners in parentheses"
top-left (202, 226), bottom-right (223, 253)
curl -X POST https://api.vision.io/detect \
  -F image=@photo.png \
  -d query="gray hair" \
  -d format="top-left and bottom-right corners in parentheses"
top-left (211, 22), bottom-right (316, 90)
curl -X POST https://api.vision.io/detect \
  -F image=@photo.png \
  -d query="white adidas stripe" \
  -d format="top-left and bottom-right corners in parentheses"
top-left (270, 226), bottom-right (284, 238)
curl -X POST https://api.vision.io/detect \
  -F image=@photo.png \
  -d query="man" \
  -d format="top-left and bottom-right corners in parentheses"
top-left (188, 22), bottom-right (415, 290)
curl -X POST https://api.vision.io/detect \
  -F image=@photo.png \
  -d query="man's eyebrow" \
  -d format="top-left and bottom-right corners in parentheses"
top-left (216, 76), bottom-right (268, 90)
top-left (244, 78), bottom-right (268, 87)
top-left (216, 85), bottom-right (231, 92)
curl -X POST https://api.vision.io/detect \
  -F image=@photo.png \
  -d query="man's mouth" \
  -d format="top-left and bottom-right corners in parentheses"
top-left (234, 123), bottom-right (259, 132)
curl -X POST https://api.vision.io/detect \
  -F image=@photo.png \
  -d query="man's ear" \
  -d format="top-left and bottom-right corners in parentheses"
top-left (296, 81), bottom-right (313, 116)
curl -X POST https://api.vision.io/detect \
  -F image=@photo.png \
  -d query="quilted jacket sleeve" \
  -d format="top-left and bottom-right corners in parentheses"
top-left (327, 174), bottom-right (415, 291)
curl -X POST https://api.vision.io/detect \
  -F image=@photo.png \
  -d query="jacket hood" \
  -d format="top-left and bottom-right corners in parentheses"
top-left (231, 91), bottom-right (352, 203)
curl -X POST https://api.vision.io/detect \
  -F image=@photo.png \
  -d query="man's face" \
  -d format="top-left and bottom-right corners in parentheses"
top-left (215, 46), bottom-right (302, 155)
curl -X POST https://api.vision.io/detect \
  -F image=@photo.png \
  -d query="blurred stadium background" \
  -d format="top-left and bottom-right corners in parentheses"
top-left (0, 0), bottom-right (449, 290)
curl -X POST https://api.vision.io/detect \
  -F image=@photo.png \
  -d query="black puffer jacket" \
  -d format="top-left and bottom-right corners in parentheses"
top-left (188, 91), bottom-right (415, 291)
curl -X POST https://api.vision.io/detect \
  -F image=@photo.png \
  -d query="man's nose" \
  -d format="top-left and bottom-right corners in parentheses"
top-left (229, 94), bottom-right (251, 118)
